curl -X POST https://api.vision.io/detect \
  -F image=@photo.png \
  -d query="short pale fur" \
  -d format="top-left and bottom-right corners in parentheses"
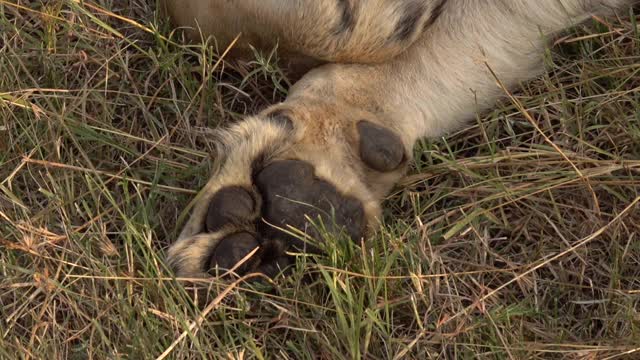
top-left (161, 0), bottom-right (637, 277)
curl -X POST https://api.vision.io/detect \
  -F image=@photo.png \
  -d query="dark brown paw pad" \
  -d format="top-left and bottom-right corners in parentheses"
top-left (206, 232), bottom-right (259, 274)
top-left (206, 187), bottom-right (256, 233)
top-left (357, 120), bottom-right (405, 172)
top-left (203, 160), bottom-right (365, 276)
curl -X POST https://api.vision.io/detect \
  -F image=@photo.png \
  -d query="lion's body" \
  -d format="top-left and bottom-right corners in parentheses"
top-left (160, 0), bottom-right (637, 277)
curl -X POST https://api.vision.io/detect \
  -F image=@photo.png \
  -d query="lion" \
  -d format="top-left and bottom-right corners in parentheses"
top-left (159, 0), bottom-right (637, 277)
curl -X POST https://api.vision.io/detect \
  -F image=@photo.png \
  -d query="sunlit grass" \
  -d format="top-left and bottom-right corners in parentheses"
top-left (1, 1), bottom-right (639, 359)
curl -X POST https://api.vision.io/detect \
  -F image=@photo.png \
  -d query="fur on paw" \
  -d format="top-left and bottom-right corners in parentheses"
top-left (167, 102), bottom-right (409, 278)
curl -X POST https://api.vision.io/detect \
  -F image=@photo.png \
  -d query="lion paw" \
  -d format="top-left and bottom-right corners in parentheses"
top-left (168, 104), bottom-right (408, 278)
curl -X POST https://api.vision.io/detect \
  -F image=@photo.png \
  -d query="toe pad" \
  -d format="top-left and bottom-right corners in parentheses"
top-left (357, 120), bottom-right (405, 172)
top-left (206, 187), bottom-right (255, 233)
top-left (207, 232), bottom-right (259, 273)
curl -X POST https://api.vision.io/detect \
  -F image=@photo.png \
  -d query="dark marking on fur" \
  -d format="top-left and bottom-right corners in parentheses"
top-left (264, 109), bottom-right (294, 131)
top-left (424, 0), bottom-right (448, 30)
top-left (334, 0), bottom-right (357, 34)
top-left (391, 1), bottom-right (427, 41)
top-left (250, 150), bottom-right (270, 183)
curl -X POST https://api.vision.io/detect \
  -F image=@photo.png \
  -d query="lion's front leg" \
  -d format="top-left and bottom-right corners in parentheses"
top-left (160, 0), bottom-right (445, 63)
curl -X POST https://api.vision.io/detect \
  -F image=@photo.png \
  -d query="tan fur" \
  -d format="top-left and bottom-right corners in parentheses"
top-left (162, 0), bottom-right (637, 278)
top-left (159, 0), bottom-right (441, 62)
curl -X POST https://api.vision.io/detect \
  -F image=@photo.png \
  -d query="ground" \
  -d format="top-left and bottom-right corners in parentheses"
top-left (1, 1), bottom-right (639, 359)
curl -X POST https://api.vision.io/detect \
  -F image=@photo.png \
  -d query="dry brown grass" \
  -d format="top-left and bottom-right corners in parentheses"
top-left (1, 1), bottom-right (639, 359)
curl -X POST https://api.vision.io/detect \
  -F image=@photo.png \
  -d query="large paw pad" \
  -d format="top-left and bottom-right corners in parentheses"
top-left (206, 187), bottom-right (257, 233)
top-left (357, 120), bottom-right (405, 172)
top-left (203, 160), bottom-right (365, 276)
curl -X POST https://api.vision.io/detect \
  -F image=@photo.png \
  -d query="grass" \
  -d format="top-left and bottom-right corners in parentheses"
top-left (1, 1), bottom-right (639, 359)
